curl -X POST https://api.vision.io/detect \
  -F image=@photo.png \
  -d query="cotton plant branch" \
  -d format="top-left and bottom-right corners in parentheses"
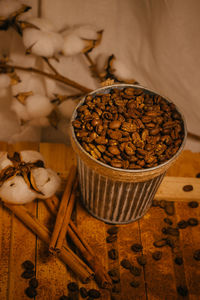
top-left (0, 62), bottom-right (91, 93)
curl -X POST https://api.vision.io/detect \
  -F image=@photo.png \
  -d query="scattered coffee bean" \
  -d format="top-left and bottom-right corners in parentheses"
top-left (25, 286), bottom-right (37, 298)
top-left (107, 226), bottom-right (118, 235)
top-left (80, 287), bottom-right (88, 298)
top-left (166, 227), bottom-right (179, 236)
top-left (67, 282), bottom-right (79, 292)
top-left (112, 284), bottom-right (120, 294)
top-left (174, 256), bottom-right (183, 265)
top-left (137, 255), bottom-right (147, 266)
top-left (120, 259), bottom-right (132, 269)
top-left (162, 227), bottom-right (168, 235)
top-left (108, 269), bottom-right (120, 283)
top-left (188, 218), bottom-right (198, 226)
top-left (130, 281), bottom-right (140, 288)
top-left (130, 266), bottom-right (142, 277)
top-left (177, 220), bottom-right (188, 229)
top-left (166, 237), bottom-right (175, 248)
top-left (131, 243), bottom-right (143, 253)
top-left (188, 201), bottom-right (199, 208)
top-left (21, 270), bottom-right (35, 279)
top-left (193, 249), bottom-right (200, 261)
top-left (196, 173), bottom-right (200, 178)
top-left (152, 251), bottom-right (162, 261)
top-left (159, 200), bottom-right (167, 209)
top-left (22, 260), bottom-right (34, 270)
top-left (183, 185), bottom-right (193, 192)
top-left (164, 218), bottom-right (173, 225)
top-left (177, 285), bottom-right (188, 297)
top-left (153, 239), bottom-right (167, 248)
top-left (88, 289), bottom-right (101, 298)
top-left (108, 249), bottom-right (118, 260)
top-left (106, 235), bottom-right (117, 243)
top-left (164, 203), bottom-right (175, 216)
top-left (29, 277), bottom-right (38, 288)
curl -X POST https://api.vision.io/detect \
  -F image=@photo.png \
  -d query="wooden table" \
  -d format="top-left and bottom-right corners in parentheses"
top-left (0, 142), bottom-right (200, 300)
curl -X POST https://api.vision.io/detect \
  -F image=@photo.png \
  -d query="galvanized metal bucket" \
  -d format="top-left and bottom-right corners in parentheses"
top-left (70, 84), bottom-right (187, 224)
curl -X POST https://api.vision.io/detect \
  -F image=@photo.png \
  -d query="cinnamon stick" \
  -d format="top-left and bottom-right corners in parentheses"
top-left (45, 195), bottom-right (112, 289)
top-left (3, 201), bottom-right (93, 283)
top-left (49, 165), bottom-right (77, 253)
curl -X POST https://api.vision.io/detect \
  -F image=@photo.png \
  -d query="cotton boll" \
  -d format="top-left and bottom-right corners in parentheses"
top-left (0, 176), bottom-right (37, 204)
top-left (20, 150), bottom-right (45, 164)
top-left (74, 24), bottom-right (99, 40)
top-left (62, 33), bottom-right (85, 56)
top-left (95, 53), bottom-right (108, 74)
top-left (11, 98), bottom-right (30, 121)
top-left (9, 124), bottom-right (41, 143)
top-left (32, 168), bottom-right (61, 199)
top-left (0, 0), bottom-right (22, 17)
top-left (11, 71), bottom-right (45, 95)
top-left (0, 74), bottom-right (11, 89)
top-left (29, 117), bottom-right (50, 127)
top-left (25, 94), bottom-right (53, 118)
top-left (58, 99), bottom-right (77, 119)
top-left (23, 29), bottom-right (63, 57)
top-left (0, 153), bottom-right (13, 170)
top-left (25, 17), bottom-right (57, 32)
top-left (112, 59), bottom-right (135, 81)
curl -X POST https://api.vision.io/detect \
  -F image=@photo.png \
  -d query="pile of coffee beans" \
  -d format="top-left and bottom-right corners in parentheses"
top-left (21, 260), bottom-right (38, 298)
top-left (72, 87), bottom-right (185, 170)
top-left (59, 282), bottom-right (101, 299)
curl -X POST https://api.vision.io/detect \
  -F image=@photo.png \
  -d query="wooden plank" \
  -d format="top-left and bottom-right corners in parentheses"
top-left (155, 176), bottom-right (200, 201)
top-left (37, 143), bottom-right (74, 299)
top-left (166, 150), bottom-right (200, 299)
top-left (6, 142), bottom-right (39, 300)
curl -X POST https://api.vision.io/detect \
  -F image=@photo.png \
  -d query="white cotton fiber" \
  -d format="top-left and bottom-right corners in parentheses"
top-left (20, 150), bottom-right (45, 164)
top-left (0, 153), bottom-right (13, 170)
top-left (0, 74), bottom-right (11, 89)
top-left (32, 168), bottom-right (61, 199)
top-left (0, 0), bottom-right (22, 17)
top-left (29, 117), bottom-right (50, 127)
top-left (25, 17), bottom-right (57, 32)
top-left (0, 176), bottom-right (37, 204)
top-left (57, 99), bottom-right (77, 119)
top-left (74, 24), bottom-right (99, 40)
top-left (95, 53), bottom-right (108, 74)
top-left (25, 94), bottom-right (53, 118)
top-left (11, 98), bottom-right (30, 121)
top-left (62, 33), bottom-right (85, 56)
top-left (113, 59), bottom-right (134, 80)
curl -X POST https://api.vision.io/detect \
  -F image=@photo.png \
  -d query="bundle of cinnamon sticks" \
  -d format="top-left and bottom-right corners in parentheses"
top-left (3, 164), bottom-right (112, 289)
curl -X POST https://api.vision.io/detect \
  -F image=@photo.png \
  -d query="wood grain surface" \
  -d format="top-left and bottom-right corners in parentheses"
top-left (0, 143), bottom-right (200, 300)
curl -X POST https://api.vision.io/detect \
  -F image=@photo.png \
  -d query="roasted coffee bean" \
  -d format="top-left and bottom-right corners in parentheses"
top-left (164, 203), bottom-right (175, 216)
top-left (21, 270), bottom-right (35, 279)
top-left (67, 282), bottom-right (79, 292)
top-left (130, 281), bottom-right (140, 288)
top-left (177, 220), bottom-right (188, 229)
top-left (193, 249), bottom-right (200, 261)
top-left (188, 218), bottom-right (198, 226)
top-left (162, 227), bottom-right (168, 235)
top-left (112, 284), bottom-right (120, 294)
top-left (25, 286), bottom-right (37, 298)
top-left (106, 234), bottom-right (117, 243)
top-left (136, 255), bottom-right (147, 266)
top-left (108, 269), bottom-right (120, 283)
top-left (166, 237), bottom-right (175, 248)
top-left (153, 239), bottom-right (167, 248)
top-left (22, 260), bottom-right (34, 270)
top-left (166, 227), bottom-right (179, 236)
top-left (177, 285), bottom-right (188, 297)
top-left (164, 218), bottom-right (173, 225)
top-left (196, 172), bottom-right (200, 178)
top-left (188, 201), bottom-right (199, 208)
top-left (183, 184), bottom-right (193, 192)
top-left (130, 266), bottom-right (142, 277)
top-left (73, 87), bottom-right (184, 170)
top-left (120, 259), bottom-right (132, 269)
top-left (152, 251), bottom-right (162, 261)
top-left (88, 289), bottom-right (101, 298)
top-left (159, 200), bottom-right (167, 208)
top-left (107, 226), bottom-right (119, 235)
top-left (174, 256), bottom-right (183, 265)
top-left (152, 200), bottom-right (160, 207)
top-left (80, 287), bottom-right (88, 298)
top-left (29, 277), bottom-right (38, 288)
top-left (131, 243), bottom-right (143, 253)
top-left (108, 249), bottom-right (118, 260)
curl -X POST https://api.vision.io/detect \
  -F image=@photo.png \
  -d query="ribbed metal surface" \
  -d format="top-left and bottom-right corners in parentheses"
top-left (77, 157), bottom-right (166, 224)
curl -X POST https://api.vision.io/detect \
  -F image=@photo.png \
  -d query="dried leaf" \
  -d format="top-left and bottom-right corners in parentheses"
top-left (82, 30), bottom-right (103, 54)
top-left (15, 91), bottom-right (33, 105)
top-left (18, 21), bottom-right (39, 30)
top-left (25, 42), bottom-right (37, 55)
top-left (9, 4), bottom-right (31, 20)
top-left (48, 109), bottom-right (60, 129)
top-left (9, 72), bottom-right (21, 85)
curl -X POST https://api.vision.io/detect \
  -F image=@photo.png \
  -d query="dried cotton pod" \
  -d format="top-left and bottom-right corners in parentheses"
top-left (0, 150), bottom-right (61, 204)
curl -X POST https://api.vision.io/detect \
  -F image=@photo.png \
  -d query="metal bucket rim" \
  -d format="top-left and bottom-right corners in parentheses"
top-left (70, 83), bottom-right (187, 174)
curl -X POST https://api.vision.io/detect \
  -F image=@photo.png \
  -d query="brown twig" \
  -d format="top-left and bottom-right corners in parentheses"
top-left (0, 63), bottom-right (92, 93)
top-left (84, 52), bottom-right (102, 82)
top-left (42, 57), bottom-right (59, 75)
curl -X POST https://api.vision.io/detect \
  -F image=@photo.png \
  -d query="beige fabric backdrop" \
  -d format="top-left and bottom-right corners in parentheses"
top-left (0, 0), bottom-right (200, 150)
